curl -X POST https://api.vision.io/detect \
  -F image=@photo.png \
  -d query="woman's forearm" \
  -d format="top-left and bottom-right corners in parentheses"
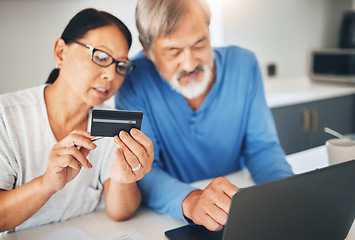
top-left (104, 179), bottom-right (142, 221)
top-left (0, 175), bottom-right (55, 232)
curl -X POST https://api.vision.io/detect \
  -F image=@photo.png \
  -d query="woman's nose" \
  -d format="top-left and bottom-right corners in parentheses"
top-left (102, 63), bottom-right (117, 81)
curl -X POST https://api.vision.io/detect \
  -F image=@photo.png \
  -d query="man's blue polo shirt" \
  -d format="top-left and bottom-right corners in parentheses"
top-left (115, 46), bottom-right (293, 220)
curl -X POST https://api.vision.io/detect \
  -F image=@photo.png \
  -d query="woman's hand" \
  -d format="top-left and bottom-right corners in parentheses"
top-left (43, 130), bottom-right (96, 193)
top-left (110, 128), bottom-right (154, 184)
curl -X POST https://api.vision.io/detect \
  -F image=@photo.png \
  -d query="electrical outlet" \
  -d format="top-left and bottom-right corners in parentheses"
top-left (267, 63), bottom-right (277, 77)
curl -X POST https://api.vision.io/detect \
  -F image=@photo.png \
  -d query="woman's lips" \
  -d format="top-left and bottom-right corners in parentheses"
top-left (93, 87), bottom-right (109, 97)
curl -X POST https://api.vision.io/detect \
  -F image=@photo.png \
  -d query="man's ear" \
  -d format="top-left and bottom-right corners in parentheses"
top-left (53, 38), bottom-right (66, 67)
top-left (139, 36), bottom-right (153, 61)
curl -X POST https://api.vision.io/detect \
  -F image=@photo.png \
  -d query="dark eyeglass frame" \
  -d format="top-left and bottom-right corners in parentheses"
top-left (70, 40), bottom-right (134, 76)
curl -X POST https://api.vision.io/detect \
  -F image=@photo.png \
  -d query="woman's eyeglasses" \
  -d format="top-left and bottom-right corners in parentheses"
top-left (70, 40), bottom-right (134, 76)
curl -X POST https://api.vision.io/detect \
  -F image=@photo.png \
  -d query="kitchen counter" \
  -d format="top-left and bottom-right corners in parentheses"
top-left (264, 76), bottom-right (355, 108)
top-left (2, 146), bottom-right (354, 240)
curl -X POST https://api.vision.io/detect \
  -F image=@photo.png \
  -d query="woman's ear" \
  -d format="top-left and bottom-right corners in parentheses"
top-left (53, 38), bottom-right (66, 67)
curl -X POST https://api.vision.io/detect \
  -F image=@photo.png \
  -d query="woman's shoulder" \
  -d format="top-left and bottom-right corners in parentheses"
top-left (0, 85), bottom-right (46, 108)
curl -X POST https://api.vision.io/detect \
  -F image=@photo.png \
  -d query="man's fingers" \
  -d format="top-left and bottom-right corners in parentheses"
top-left (209, 192), bottom-right (233, 215)
top-left (211, 204), bottom-right (228, 226)
top-left (222, 183), bottom-right (239, 198)
top-left (210, 177), bottom-right (239, 198)
top-left (200, 213), bottom-right (224, 232)
top-left (205, 177), bottom-right (238, 212)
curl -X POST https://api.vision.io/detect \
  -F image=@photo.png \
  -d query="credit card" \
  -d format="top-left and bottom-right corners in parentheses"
top-left (90, 109), bottom-right (143, 137)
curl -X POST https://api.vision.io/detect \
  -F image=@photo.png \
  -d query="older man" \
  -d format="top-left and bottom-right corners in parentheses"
top-left (115, 0), bottom-right (293, 231)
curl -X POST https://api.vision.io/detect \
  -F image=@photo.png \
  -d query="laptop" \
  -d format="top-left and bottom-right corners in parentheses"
top-left (165, 159), bottom-right (355, 240)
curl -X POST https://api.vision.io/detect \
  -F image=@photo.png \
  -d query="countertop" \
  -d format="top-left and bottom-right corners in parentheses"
top-left (2, 146), bottom-right (354, 240)
top-left (264, 76), bottom-right (355, 108)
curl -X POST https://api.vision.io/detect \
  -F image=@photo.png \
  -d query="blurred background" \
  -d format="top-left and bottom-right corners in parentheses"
top-left (0, 0), bottom-right (352, 94)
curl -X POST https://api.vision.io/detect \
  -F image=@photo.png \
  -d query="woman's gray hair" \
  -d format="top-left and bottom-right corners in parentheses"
top-left (136, 0), bottom-right (211, 49)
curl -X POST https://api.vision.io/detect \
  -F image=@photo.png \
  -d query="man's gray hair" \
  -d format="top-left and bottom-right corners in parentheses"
top-left (136, 0), bottom-right (211, 49)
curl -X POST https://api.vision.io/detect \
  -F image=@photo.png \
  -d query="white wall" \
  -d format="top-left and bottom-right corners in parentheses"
top-left (0, 0), bottom-right (352, 94)
top-left (0, 0), bottom-right (139, 94)
top-left (221, 0), bottom-right (351, 80)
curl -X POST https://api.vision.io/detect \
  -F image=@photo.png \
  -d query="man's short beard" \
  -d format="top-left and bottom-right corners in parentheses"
top-left (149, 50), bottom-right (212, 99)
top-left (169, 65), bottom-right (212, 99)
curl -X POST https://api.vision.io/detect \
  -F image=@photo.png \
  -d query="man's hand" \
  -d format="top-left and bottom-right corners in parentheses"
top-left (182, 177), bottom-right (239, 231)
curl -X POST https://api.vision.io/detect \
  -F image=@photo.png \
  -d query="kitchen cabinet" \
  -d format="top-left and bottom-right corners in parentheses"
top-left (271, 94), bottom-right (355, 155)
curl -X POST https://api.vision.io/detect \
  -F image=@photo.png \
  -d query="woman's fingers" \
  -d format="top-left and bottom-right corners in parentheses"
top-left (55, 153), bottom-right (82, 171)
top-left (55, 146), bottom-right (93, 169)
top-left (117, 129), bottom-right (154, 168)
top-left (112, 129), bottom-right (154, 183)
top-left (52, 130), bottom-right (95, 169)
top-left (130, 128), bottom-right (154, 158)
top-left (45, 130), bottom-right (96, 192)
top-left (114, 135), bottom-right (142, 173)
top-left (110, 146), bottom-right (141, 184)
top-left (113, 148), bottom-right (133, 174)
top-left (57, 130), bottom-right (96, 151)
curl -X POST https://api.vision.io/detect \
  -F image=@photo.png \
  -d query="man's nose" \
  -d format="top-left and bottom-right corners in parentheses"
top-left (180, 49), bottom-right (198, 73)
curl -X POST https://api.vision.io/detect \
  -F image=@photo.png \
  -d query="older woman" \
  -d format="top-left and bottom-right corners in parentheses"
top-left (0, 8), bottom-right (153, 234)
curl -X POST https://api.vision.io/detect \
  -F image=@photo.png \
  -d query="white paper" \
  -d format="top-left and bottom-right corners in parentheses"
top-left (99, 228), bottom-right (148, 240)
top-left (38, 226), bottom-right (97, 240)
top-left (38, 227), bottom-right (148, 240)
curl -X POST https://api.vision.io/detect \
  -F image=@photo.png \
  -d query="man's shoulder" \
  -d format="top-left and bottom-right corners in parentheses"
top-left (213, 45), bottom-right (256, 60)
top-left (128, 50), bottom-right (157, 78)
top-left (131, 50), bottom-right (151, 65)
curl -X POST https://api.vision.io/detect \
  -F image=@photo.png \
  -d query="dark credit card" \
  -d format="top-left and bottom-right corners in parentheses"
top-left (90, 109), bottom-right (143, 137)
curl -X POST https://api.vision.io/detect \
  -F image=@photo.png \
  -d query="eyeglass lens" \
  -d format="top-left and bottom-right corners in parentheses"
top-left (92, 50), bottom-right (133, 76)
top-left (93, 51), bottom-right (111, 66)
